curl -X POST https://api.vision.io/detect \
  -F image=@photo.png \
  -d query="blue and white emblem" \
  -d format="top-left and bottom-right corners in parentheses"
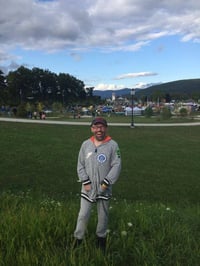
top-left (97, 153), bottom-right (107, 163)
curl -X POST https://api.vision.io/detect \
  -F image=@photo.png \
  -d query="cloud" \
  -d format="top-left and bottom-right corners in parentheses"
top-left (93, 81), bottom-right (162, 91)
top-left (1, 1), bottom-right (200, 52)
top-left (115, 72), bottom-right (158, 80)
top-left (0, 61), bottom-right (21, 75)
top-left (1, 0), bottom-right (200, 70)
top-left (0, 50), bottom-right (21, 73)
top-left (134, 82), bottom-right (151, 89)
top-left (0, 50), bottom-right (14, 63)
top-left (94, 83), bottom-right (125, 91)
top-left (134, 82), bottom-right (162, 89)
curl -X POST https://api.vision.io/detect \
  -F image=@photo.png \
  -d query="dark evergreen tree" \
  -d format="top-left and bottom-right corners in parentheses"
top-left (0, 70), bottom-right (7, 105)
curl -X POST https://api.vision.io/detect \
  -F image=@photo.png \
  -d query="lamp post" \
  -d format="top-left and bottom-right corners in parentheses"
top-left (130, 88), bottom-right (135, 128)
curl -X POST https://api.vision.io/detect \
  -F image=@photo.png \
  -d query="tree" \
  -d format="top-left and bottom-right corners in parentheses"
top-left (152, 90), bottom-right (165, 103)
top-left (52, 102), bottom-right (63, 113)
top-left (85, 87), bottom-right (94, 97)
top-left (57, 73), bottom-right (71, 105)
top-left (0, 70), bottom-right (7, 104)
top-left (4, 65), bottom-right (93, 107)
top-left (31, 67), bottom-right (46, 102)
top-left (6, 66), bottom-right (33, 105)
top-left (41, 69), bottom-right (57, 104)
top-left (37, 102), bottom-right (44, 113)
top-left (165, 93), bottom-right (171, 103)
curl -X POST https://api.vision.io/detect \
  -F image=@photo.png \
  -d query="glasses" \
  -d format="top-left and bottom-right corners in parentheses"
top-left (92, 125), bottom-right (106, 130)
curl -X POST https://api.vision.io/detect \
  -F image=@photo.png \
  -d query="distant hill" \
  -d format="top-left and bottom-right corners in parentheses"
top-left (137, 79), bottom-right (200, 98)
top-left (94, 79), bottom-right (200, 99)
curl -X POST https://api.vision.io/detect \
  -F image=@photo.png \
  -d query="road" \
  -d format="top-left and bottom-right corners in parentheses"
top-left (1, 117), bottom-right (200, 127)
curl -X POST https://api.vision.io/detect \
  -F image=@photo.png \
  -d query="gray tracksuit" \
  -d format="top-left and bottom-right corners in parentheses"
top-left (78, 136), bottom-right (121, 201)
top-left (74, 135), bottom-right (121, 239)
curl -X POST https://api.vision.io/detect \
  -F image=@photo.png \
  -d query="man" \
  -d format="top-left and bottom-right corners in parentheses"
top-left (73, 117), bottom-right (121, 251)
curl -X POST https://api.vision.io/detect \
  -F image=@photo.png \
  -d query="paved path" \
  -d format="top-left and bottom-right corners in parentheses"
top-left (1, 117), bottom-right (200, 127)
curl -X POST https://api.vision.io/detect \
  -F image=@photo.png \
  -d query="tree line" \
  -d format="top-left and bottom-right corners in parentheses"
top-left (0, 66), bottom-right (98, 107)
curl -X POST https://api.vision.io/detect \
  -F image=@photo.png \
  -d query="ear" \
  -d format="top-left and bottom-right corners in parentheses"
top-left (91, 126), bottom-right (95, 133)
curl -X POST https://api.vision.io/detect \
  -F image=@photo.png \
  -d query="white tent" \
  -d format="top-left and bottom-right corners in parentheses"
top-left (125, 106), bottom-right (142, 116)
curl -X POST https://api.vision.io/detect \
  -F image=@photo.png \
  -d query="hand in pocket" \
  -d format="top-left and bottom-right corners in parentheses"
top-left (84, 184), bottom-right (91, 192)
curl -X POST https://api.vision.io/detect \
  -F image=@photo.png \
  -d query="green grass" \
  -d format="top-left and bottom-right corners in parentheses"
top-left (3, 109), bottom-right (197, 124)
top-left (0, 122), bottom-right (200, 265)
top-left (0, 192), bottom-right (199, 265)
top-left (48, 111), bottom-right (198, 124)
top-left (0, 122), bottom-right (199, 204)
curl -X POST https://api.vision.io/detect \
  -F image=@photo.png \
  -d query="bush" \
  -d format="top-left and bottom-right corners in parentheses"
top-left (16, 103), bottom-right (27, 118)
top-left (179, 107), bottom-right (188, 117)
top-left (160, 107), bottom-right (172, 120)
top-left (144, 106), bottom-right (153, 118)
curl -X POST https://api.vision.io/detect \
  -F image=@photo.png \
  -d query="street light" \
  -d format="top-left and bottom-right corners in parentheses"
top-left (130, 88), bottom-right (135, 128)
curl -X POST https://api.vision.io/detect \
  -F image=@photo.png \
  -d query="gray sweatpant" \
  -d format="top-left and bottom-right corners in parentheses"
top-left (74, 198), bottom-right (109, 239)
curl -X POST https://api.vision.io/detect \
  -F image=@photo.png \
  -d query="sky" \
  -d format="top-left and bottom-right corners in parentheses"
top-left (1, 0), bottom-right (200, 91)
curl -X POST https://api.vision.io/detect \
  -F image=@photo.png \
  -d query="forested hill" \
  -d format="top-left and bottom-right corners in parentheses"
top-left (94, 79), bottom-right (200, 99)
top-left (137, 79), bottom-right (200, 98)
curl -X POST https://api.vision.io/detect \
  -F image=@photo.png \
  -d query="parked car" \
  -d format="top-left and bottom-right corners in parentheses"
top-left (42, 109), bottom-right (53, 114)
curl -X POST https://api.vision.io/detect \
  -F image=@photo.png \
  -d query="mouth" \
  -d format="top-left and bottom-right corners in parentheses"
top-left (96, 132), bottom-right (104, 140)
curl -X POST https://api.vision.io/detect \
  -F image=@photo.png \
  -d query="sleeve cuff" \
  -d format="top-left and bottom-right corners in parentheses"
top-left (82, 178), bottom-right (91, 185)
top-left (101, 178), bottom-right (110, 187)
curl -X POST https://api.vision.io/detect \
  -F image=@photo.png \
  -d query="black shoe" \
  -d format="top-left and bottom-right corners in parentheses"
top-left (96, 237), bottom-right (106, 253)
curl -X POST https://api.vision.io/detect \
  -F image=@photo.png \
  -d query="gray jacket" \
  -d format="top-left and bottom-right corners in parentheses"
top-left (77, 136), bottom-right (121, 202)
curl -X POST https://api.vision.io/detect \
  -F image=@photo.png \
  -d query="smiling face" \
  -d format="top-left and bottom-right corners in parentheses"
top-left (91, 123), bottom-right (107, 141)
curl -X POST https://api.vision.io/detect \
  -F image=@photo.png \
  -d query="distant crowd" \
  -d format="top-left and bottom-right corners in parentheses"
top-left (27, 111), bottom-right (46, 120)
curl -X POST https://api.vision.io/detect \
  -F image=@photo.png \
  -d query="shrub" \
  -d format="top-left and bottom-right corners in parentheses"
top-left (179, 107), bottom-right (188, 117)
top-left (144, 106), bottom-right (153, 118)
top-left (16, 103), bottom-right (27, 118)
top-left (160, 107), bottom-right (172, 120)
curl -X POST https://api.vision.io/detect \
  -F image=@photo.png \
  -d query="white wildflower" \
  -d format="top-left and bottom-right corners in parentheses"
top-left (121, 231), bottom-right (127, 236)
top-left (127, 222), bottom-right (133, 227)
top-left (56, 202), bottom-right (62, 207)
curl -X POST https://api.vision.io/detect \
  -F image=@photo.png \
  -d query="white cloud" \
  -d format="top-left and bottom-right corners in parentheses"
top-left (134, 82), bottom-right (162, 89)
top-left (115, 72), bottom-right (158, 80)
top-left (0, 50), bottom-right (16, 63)
top-left (1, 0), bottom-right (200, 74)
top-left (1, 0), bottom-right (200, 55)
top-left (94, 83), bottom-right (125, 91)
top-left (134, 82), bottom-right (150, 89)
top-left (93, 81), bottom-right (162, 91)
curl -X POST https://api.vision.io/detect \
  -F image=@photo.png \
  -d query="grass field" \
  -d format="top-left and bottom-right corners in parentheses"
top-left (0, 121), bottom-right (200, 265)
